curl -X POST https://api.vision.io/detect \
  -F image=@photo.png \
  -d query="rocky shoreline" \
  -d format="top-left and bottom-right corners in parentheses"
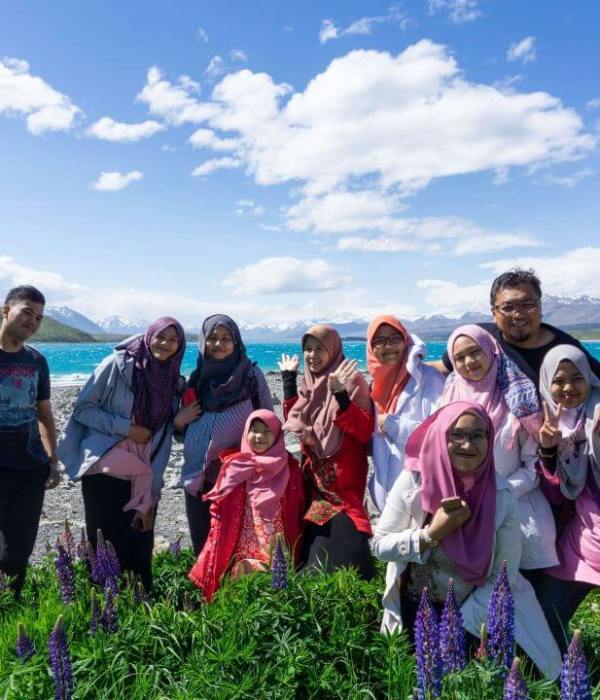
top-left (35, 374), bottom-right (290, 562)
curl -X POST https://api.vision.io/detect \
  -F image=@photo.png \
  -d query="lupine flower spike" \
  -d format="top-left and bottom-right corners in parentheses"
top-left (0, 570), bottom-right (8, 593)
top-left (503, 657), bottom-right (528, 700)
top-left (439, 578), bottom-right (467, 674)
top-left (76, 528), bottom-right (87, 562)
top-left (414, 587), bottom-right (442, 699)
top-left (487, 560), bottom-right (515, 672)
top-left (16, 622), bottom-right (35, 661)
top-left (134, 581), bottom-right (148, 606)
top-left (48, 615), bottom-right (74, 700)
top-left (271, 535), bottom-right (288, 590)
top-left (54, 543), bottom-right (76, 604)
top-left (59, 520), bottom-right (75, 559)
top-left (100, 584), bottom-right (118, 634)
top-left (90, 588), bottom-right (100, 636)
top-left (169, 536), bottom-right (182, 556)
top-left (561, 629), bottom-right (592, 700)
top-left (476, 623), bottom-right (488, 660)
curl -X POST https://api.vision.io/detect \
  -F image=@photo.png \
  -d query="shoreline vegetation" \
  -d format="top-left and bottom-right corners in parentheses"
top-left (36, 318), bottom-right (600, 344)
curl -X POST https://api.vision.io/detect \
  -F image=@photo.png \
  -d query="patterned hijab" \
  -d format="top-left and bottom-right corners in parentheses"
top-left (126, 317), bottom-right (186, 432)
top-left (405, 401), bottom-right (497, 586)
top-left (189, 314), bottom-right (254, 412)
top-left (367, 315), bottom-right (412, 414)
top-left (204, 410), bottom-right (289, 521)
top-left (441, 325), bottom-right (541, 442)
top-left (284, 325), bottom-right (371, 459)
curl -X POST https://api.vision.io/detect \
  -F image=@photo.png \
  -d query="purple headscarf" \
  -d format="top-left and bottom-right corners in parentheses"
top-left (126, 317), bottom-right (186, 432)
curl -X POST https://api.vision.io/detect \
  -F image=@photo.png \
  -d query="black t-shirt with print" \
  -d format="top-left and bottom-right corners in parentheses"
top-left (0, 345), bottom-right (50, 470)
top-left (442, 322), bottom-right (600, 387)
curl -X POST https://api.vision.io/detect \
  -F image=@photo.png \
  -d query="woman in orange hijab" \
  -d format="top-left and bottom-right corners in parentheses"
top-left (367, 315), bottom-right (445, 513)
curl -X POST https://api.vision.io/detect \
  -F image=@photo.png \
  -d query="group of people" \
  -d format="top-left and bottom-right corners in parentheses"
top-left (1, 269), bottom-right (599, 682)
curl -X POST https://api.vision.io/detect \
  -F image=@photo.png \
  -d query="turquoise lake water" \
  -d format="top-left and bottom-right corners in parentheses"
top-left (33, 340), bottom-right (600, 386)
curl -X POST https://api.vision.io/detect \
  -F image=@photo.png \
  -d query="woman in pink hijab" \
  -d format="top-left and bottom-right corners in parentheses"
top-left (188, 410), bottom-right (305, 601)
top-left (372, 401), bottom-right (562, 680)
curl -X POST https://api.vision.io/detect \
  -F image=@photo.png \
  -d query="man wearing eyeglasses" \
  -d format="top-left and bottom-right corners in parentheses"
top-left (434, 268), bottom-right (600, 386)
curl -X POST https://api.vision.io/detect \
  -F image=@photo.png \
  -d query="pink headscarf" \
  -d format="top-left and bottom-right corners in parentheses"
top-left (441, 325), bottom-right (541, 443)
top-left (203, 410), bottom-right (289, 521)
top-left (284, 325), bottom-right (371, 459)
top-left (405, 401), bottom-right (497, 587)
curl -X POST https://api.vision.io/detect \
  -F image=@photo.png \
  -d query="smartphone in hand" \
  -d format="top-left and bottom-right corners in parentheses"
top-left (441, 496), bottom-right (463, 512)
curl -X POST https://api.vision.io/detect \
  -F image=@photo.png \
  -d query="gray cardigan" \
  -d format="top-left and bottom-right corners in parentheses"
top-left (57, 339), bottom-right (182, 502)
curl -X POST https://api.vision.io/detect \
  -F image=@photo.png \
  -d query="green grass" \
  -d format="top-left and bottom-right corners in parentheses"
top-left (1, 551), bottom-right (599, 699)
top-left (35, 317), bottom-right (95, 342)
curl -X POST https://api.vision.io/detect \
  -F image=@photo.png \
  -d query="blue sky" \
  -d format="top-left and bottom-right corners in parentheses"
top-left (1, 0), bottom-right (599, 327)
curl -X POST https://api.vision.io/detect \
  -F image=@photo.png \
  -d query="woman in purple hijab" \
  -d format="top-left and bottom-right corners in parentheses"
top-left (58, 317), bottom-right (187, 590)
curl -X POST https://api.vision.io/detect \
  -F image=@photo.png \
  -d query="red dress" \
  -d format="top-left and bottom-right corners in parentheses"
top-left (284, 396), bottom-right (373, 535)
top-left (188, 450), bottom-right (305, 601)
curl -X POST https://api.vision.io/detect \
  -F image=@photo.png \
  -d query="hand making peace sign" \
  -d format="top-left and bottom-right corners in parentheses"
top-left (327, 358), bottom-right (359, 394)
top-left (539, 400), bottom-right (563, 449)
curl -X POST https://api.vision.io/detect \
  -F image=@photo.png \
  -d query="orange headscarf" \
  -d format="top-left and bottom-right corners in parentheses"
top-left (367, 315), bottom-right (412, 414)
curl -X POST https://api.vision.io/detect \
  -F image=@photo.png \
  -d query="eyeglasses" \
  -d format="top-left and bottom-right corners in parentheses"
top-left (372, 334), bottom-right (404, 349)
top-left (493, 301), bottom-right (538, 317)
top-left (448, 430), bottom-right (488, 445)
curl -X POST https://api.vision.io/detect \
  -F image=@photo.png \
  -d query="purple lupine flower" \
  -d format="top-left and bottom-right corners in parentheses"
top-left (54, 543), bottom-right (76, 604)
top-left (16, 622), bottom-right (35, 661)
top-left (48, 615), bottom-right (74, 700)
top-left (487, 560), bottom-right (515, 671)
top-left (414, 588), bottom-right (442, 699)
top-left (169, 536), bottom-right (182, 556)
top-left (503, 657), bottom-right (528, 700)
top-left (271, 536), bottom-right (288, 590)
top-left (76, 528), bottom-right (87, 562)
top-left (133, 581), bottom-right (148, 606)
top-left (561, 630), bottom-right (592, 700)
top-left (439, 579), bottom-right (467, 674)
top-left (59, 520), bottom-right (75, 559)
top-left (0, 570), bottom-right (8, 593)
top-left (92, 530), bottom-right (120, 594)
top-left (100, 584), bottom-right (118, 634)
top-left (90, 588), bottom-right (100, 636)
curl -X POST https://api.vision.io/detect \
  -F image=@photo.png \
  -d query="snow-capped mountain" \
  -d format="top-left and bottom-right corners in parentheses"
top-left (97, 316), bottom-right (149, 335)
top-left (46, 306), bottom-right (105, 335)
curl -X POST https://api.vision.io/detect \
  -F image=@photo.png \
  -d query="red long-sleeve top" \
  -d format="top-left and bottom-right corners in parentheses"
top-left (284, 394), bottom-right (373, 535)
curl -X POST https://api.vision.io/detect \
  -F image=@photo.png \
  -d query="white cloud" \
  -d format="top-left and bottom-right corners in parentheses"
top-left (234, 199), bottom-right (265, 216)
top-left (586, 97), bottom-right (600, 110)
top-left (204, 55), bottom-right (226, 80)
top-left (136, 67), bottom-right (215, 125)
top-left (188, 128), bottom-right (239, 151)
top-left (197, 26), bottom-right (209, 43)
top-left (0, 256), bottom-right (84, 298)
top-left (0, 57), bottom-right (81, 134)
top-left (480, 247), bottom-right (600, 298)
top-left (417, 279), bottom-right (491, 314)
top-left (86, 117), bottom-right (165, 142)
top-left (507, 36), bottom-right (536, 65)
top-left (230, 49), bottom-right (248, 62)
top-left (260, 223), bottom-right (282, 232)
top-left (178, 75), bottom-right (201, 93)
top-left (428, 0), bottom-right (481, 23)
top-left (90, 170), bottom-right (143, 191)
top-left (223, 256), bottom-right (350, 295)
top-left (545, 167), bottom-right (595, 188)
top-left (319, 7), bottom-right (409, 44)
top-left (191, 157), bottom-right (242, 177)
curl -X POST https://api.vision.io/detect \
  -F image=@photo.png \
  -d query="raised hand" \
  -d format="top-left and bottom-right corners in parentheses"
top-left (427, 501), bottom-right (471, 542)
top-left (278, 353), bottom-right (299, 372)
top-left (327, 358), bottom-right (359, 393)
top-left (539, 401), bottom-right (563, 449)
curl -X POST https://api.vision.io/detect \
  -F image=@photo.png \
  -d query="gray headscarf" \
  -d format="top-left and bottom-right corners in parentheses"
top-left (539, 345), bottom-right (600, 498)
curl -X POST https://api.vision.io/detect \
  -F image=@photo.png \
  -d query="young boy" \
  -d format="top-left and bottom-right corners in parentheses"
top-left (0, 285), bottom-right (60, 597)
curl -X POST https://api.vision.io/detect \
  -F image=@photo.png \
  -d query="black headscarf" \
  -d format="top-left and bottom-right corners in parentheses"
top-left (126, 317), bottom-right (186, 432)
top-left (188, 314), bottom-right (254, 412)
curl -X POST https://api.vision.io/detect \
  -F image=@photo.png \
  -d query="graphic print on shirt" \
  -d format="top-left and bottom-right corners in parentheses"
top-left (0, 364), bottom-right (38, 429)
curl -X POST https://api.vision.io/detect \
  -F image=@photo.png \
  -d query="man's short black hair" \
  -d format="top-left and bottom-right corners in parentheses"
top-left (4, 285), bottom-right (46, 307)
top-left (489, 268), bottom-right (542, 307)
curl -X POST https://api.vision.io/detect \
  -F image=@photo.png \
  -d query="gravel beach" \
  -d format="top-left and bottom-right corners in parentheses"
top-left (34, 373), bottom-right (290, 562)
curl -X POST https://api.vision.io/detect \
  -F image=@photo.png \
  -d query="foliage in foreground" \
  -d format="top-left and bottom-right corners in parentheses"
top-left (0, 550), bottom-right (599, 699)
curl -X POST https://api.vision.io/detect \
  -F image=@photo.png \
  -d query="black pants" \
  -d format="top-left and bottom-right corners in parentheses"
top-left (536, 573), bottom-right (594, 654)
top-left (185, 486), bottom-right (214, 557)
top-left (300, 512), bottom-right (375, 581)
top-left (0, 463), bottom-right (49, 598)
top-left (82, 474), bottom-right (154, 591)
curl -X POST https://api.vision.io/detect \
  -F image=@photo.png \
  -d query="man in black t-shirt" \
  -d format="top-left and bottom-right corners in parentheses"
top-left (0, 285), bottom-right (60, 597)
top-left (431, 268), bottom-right (600, 386)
